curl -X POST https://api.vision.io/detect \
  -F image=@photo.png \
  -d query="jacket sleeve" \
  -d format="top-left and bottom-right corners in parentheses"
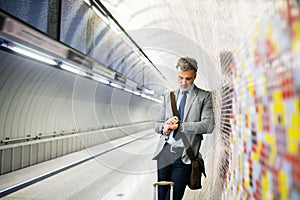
top-left (154, 93), bottom-right (167, 134)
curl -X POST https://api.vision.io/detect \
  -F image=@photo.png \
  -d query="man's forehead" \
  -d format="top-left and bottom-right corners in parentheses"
top-left (177, 69), bottom-right (196, 77)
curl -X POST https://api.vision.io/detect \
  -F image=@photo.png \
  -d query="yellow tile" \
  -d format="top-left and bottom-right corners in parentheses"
top-left (257, 141), bottom-right (262, 154)
top-left (288, 127), bottom-right (300, 140)
top-left (287, 127), bottom-right (300, 155)
top-left (244, 179), bottom-right (249, 188)
top-left (292, 20), bottom-right (300, 53)
top-left (279, 171), bottom-right (289, 200)
top-left (243, 133), bottom-right (247, 141)
top-left (273, 41), bottom-right (280, 53)
top-left (252, 152), bottom-right (259, 162)
top-left (257, 115), bottom-right (263, 131)
top-left (273, 89), bottom-right (282, 101)
top-left (262, 172), bottom-right (269, 200)
top-left (292, 38), bottom-right (300, 53)
top-left (247, 83), bottom-right (255, 97)
top-left (281, 115), bottom-right (285, 125)
top-left (251, 90), bottom-right (255, 97)
top-left (239, 156), bottom-right (243, 177)
top-left (279, 171), bottom-right (286, 183)
top-left (265, 133), bottom-right (275, 144)
top-left (293, 19), bottom-right (300, 35)
top-left (265, 134), bottom-right (277, 165)
top-left (258, 104), bottom-right (264, 114)
top-left (295, 98), bottom-right (300, 111)
top-left (292, 113), bottom-right (300, 127)
top-left (287, 141), bottom-right (298, 155)
top-left (273, 102), bottom-right (284, 113)
top-left (271, 107), bottom-right (277, 124)
top-left (269, 153), bottom-right (276, 166)
top-left (235, 194), bottom-right (239, 200)
top-left (258, 123), bottom-right (263, 131)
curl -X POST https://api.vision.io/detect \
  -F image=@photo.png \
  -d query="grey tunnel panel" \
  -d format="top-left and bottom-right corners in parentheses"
top-left (0, 50), bottom-right (160, 141)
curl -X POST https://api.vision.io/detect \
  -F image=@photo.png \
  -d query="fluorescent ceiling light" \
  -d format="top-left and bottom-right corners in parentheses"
top-left (141, 93), bottom-right (151, 99)
top-left (11, 46), bottom-right (57, 65)
top-left (98, 78), bottom-right (110, 85)
top-left (133, 91), bottom-right (141, 96)
top-left (110, 82), bottom-right (123, 89)
top-left (78, 71), bottom-right (88, 77)
top-left (60, 63), bottom-right (80, 74)
top-left (141, 93), bottom-right (147, 98)
top-left (90, 74), bottom-right (110, 85)
top-left (123, 88), bottom-right (134, 93)
top-left (143, 88), bottom-right (155, 94)
top-left (152, 98), bottom-right (162, 104)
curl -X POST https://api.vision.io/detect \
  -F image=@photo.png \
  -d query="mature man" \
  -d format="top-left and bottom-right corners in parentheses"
top-left (153, 57), bottom-right (215, 200)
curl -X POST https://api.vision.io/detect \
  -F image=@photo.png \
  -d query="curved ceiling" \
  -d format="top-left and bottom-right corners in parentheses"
top-left (0, 0), bottom-right (280, 95)
top-left (100, 0), bottom-right (276, 91)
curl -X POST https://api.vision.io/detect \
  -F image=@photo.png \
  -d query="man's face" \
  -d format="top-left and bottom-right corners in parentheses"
top-left (177, 69), bottom-right (196, 91)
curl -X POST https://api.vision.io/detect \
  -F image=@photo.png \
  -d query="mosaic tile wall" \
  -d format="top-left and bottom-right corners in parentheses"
top-left (220, 1), bottom-right (300, 199)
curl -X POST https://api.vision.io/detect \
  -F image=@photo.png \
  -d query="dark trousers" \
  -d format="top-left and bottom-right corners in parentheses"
top-left (156, 144), bottom-right (192, 200)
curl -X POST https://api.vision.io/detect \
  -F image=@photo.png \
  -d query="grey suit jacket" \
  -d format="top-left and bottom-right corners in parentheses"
top-left (153, 85), bottom-right (215, 164)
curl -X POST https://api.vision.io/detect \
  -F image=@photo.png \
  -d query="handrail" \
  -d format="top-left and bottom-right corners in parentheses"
top-left (0, 131), bottom-right (77, 145)
top-left (0, 121), bottom-right (153, 145)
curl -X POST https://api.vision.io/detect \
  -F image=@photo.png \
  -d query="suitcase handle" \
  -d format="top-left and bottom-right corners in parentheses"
top-left (153, 181), bottom-right (174, 200)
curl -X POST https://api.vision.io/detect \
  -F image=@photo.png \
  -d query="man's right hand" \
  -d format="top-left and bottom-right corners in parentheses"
top-left (163, 116), bottom-right (180, 135)
top-left (165, 116), bottom-right (179, 125)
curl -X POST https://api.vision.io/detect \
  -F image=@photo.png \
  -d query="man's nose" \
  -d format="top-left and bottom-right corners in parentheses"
top-left (181, 79), bottom-right (187, 84)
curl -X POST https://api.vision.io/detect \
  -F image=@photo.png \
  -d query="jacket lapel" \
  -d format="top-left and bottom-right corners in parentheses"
top-left (175, 89), bottom-right (179, 101)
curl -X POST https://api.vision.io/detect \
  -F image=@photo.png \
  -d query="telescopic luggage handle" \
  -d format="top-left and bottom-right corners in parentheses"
top-left (153, 181), bottom-right (174, 200)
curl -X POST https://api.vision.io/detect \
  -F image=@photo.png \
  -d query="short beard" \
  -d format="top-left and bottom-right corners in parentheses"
top-left (180, 85), bottom-right (191, 91)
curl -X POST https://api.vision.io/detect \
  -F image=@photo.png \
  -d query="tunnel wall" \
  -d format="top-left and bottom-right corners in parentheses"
top-left (0, 49), bottom-right (159, 141)
top-left (0, 122), bottom-right (152, 175)
top-left (0, 49), bottom-right (160, 174)
top-left (213, 2), bottom-right (300, 200)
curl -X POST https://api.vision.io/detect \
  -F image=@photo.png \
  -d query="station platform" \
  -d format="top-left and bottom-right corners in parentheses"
top-left (0, 130), bottom-right (203, 200)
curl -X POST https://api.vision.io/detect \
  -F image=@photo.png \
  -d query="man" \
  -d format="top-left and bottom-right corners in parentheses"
top-left (153, 57), bottom-right (215, 200)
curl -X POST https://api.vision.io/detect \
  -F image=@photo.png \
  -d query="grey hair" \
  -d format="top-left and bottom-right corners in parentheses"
top-left (176, 57), bottom-right (198, 72)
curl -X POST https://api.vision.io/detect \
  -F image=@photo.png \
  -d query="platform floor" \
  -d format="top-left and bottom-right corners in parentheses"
top-left (0, 129), bottom-right (221, 199)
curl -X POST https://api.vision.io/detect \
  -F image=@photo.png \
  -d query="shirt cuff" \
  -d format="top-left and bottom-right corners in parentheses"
top-left (160, 126), bottom-right (164, 134)
top-left (180, 122), bottom-right (184, 132)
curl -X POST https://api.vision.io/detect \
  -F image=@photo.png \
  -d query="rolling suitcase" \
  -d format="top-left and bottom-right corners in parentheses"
top-left (153, 181), bottom-right (174, 200)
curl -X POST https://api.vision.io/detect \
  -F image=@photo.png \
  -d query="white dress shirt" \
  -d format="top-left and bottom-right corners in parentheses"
top-left (166, 84), bottom-right (194, 147)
